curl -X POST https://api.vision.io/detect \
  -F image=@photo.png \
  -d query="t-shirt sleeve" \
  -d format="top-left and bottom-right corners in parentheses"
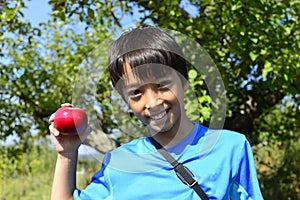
top-left (230, 137), bottom-right (264, 200)
top-left (73, 154), bottom-right (112, 200)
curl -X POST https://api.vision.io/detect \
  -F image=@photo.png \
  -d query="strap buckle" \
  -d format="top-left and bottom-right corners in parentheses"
top-left (174, 163), bottom-right (198, 188)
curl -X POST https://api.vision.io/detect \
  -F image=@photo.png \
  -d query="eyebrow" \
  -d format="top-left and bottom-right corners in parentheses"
top-left (124, 83), bottom-right (142, 91)
top-left (126, 77), bottom-right (174, 90)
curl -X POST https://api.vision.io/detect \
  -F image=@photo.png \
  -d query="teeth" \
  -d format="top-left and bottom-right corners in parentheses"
top-left (150, 112), bottom-right (166, 120)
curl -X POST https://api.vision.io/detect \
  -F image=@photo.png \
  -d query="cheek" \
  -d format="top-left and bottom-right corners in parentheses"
top-left (128, 100), bottom-right (143, 113)
top-left (131, 110), bottom-right (148, 125)
top-left (128, 102), bottom-right (147, 123)
top-left (166, 89), bottom-right (182, 104)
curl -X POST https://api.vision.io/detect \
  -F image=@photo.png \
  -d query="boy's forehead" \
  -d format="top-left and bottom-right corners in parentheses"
top-left (121, 63), bottom-right (177, 87)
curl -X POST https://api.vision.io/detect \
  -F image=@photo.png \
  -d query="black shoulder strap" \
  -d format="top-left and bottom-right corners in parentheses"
top-left (148, 137), bottom-right (209, 200)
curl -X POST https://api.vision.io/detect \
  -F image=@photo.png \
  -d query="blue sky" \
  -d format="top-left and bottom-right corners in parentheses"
top-left (23, 1), bottom-right (52, 26)
top-left (22, 0), bottom-right (138, 30)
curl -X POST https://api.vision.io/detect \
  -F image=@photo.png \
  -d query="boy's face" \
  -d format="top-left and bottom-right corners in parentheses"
top-left (118, 63), bottom-right (187, 134)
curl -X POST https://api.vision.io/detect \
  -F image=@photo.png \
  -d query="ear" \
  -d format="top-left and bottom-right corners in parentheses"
top-left (127, 108), bottom-right (134, 118)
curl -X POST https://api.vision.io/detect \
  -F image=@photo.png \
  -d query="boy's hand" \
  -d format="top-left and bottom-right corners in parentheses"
top-left (49, 103), bottom-right (91, 154)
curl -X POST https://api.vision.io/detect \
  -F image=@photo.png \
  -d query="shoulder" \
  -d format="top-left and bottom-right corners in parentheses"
top-left (219, 129), bottom-right (247, 143)
top-left (197, 125), bottom-right (250, 158)
top-left (207, 128), bottom-right (253, 162)
top-left (204, 127), bottom-right (248, 145)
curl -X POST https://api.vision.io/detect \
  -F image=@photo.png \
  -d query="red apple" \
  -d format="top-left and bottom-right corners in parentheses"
top-left (52, 106), bottom-right (88, 135)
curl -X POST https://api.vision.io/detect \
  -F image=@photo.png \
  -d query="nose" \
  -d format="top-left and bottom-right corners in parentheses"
top-left (144, 88), bottom-right (162, 110)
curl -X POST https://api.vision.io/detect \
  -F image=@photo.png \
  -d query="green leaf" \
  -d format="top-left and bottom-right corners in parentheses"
top-left (88, 8), bottom-right (95, 19)
top-left (217, 50), bottom-right (226, 57)
top-left (260, 49), bottom-right (267, 55)
top-left (285, 27), bottom-right (291, 35)
top-left (249, 51), bottom-right (259, 61)
top-left (231, 4), bottom-right (241, 11)
top-left (262, 60), bottom-right (272, 78)
top-left (188, 69), bottom-right (198, 80)
top-left (250, 38), bottom-right (258, 44)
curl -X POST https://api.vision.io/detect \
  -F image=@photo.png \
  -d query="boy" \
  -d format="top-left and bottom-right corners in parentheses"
top-left (49, 27), bottom-right (263, 199)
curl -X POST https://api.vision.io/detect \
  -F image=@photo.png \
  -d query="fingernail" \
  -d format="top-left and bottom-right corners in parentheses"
top-left (54, 130), bottom-right (60, 136)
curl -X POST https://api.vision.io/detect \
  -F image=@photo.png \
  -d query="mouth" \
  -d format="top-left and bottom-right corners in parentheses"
top-left (150, 112), bottom-right (166, 120)
top-left (148, 108), bottom-right (171, 121)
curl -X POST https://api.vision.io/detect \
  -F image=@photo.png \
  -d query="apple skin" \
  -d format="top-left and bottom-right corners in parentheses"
top-left (53, 107), bottom-right (88, 135)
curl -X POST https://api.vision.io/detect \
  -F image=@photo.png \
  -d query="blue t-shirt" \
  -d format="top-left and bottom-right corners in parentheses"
top-left (74, 123), bottom-right (263, 199)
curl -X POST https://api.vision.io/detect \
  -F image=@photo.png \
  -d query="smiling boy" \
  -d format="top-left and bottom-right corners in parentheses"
top-left (118, 62), bottom-right (193, 148)
top-left (49, 27), bottom-right (263, 199)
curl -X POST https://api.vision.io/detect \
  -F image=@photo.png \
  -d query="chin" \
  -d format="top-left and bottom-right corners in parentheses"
top-left (147, 122), bottom-right (174, 134)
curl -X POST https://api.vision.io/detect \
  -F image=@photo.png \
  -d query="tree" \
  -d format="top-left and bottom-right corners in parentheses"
top-left (48, 0), bottom-right (299, 139)
top-left (0, 0), bottom-right (117, 154)
top-left (121, 0), bottom-right (300, 138)
top-left (253, 97), bottom-right (300, 199)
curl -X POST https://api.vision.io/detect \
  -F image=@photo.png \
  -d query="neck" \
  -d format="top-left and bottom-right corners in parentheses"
top-left (151, 115), bottom-right (194, 148)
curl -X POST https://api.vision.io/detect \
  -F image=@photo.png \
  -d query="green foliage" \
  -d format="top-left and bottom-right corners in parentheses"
top-left (1, 4), bottom-right (113, 142)
top-left (186, 69), bottom-right (211, 124)
top-left (0, 139), bottom-right (56, 199)
top-left (76, 155), bottom-right (102, 189)
top-left (253, 98), bottom-right (300, 199)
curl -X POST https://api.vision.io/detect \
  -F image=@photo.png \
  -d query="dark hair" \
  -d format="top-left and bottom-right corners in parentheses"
top-left (108, 27), bottom-right (188, 88)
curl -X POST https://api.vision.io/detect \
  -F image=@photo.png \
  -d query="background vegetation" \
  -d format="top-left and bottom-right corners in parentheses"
top-left (1, 0), bottom-right (299, 199)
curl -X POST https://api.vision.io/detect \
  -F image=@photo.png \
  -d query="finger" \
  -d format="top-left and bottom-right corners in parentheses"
top-left (49, 113), bottom-right (55, 122)
top-left (49, 123), bottom-right (60, 137)
top-left (61, 103), bottom-right (73, 108)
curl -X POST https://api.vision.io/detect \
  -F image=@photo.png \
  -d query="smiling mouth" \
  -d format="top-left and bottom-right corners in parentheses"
top-left (149, 108), bottom-right (170, 121)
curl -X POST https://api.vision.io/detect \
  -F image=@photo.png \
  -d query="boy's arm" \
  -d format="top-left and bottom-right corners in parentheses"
top-left (49, 104), bottom-right (91, 200)
top-left (230, 138), bottom-right (264, 200)
top-left (51, 152), bottom-right (78, 200)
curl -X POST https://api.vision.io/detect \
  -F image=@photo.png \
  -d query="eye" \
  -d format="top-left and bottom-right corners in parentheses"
top-left (158, 81), bottom-right (171, 89)
top-left (128, 89), bottom-right (142, 98)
